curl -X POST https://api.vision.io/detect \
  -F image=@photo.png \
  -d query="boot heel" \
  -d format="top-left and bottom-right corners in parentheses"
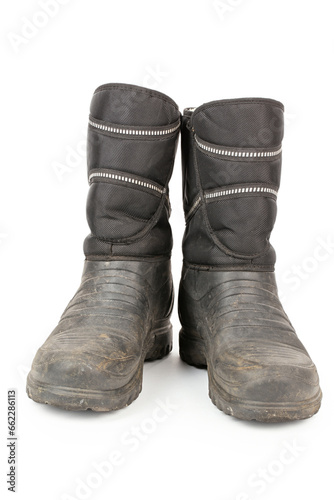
top-left (179, 328), bottom-right (207, 368)
top-left (145, 321), bottom-right (173, 361)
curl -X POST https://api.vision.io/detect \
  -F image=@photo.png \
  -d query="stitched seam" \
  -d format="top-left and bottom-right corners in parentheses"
top-left (85, 255), bottom-right (171, 262)
top-left (183, 261), bottom-right (275, 271)
top-left (93, 84), bottom-right (179, 111)
top-left (91, 194), bottom-right (166, 244)
top-left (191, 99), bottom-right (284, 119)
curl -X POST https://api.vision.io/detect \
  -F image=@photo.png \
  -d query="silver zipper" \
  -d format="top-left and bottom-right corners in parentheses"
top-left (89, 171), bottom-right (166, 195)
top-left (205, 186), bottom-right (278, 200)
top-left (195, 135), bottom-right (282, 158)
top-left (185, 195), bottom-right (202, 222)
top-left (89, 118), bottom-right (180, 137)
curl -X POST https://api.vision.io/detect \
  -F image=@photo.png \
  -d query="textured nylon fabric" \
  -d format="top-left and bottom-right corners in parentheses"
top-left (191, 98), bottom-right (284, 147)
top-left (87, 130), bottom-right (176, 185)
top-left (182, 98), bottom-right (283, 268)
top-left (206, 196), bottom-right (277, 255)
top-left (86, 183), bottom-right (160, 241)
top-left (197, 151), bottom-right (282, 190)
top-left (84, 84), bottom-right (180, 257)
top-left (90, 83), bottom-right (180, 126)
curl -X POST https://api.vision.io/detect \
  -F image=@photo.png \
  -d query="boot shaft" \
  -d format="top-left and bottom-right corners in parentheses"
top-left (84, 83), bottom-right (181, 259)
top-left (181, 98), bottom-right (284, 270)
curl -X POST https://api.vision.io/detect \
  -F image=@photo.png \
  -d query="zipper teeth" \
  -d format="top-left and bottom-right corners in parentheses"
top-left (89, 118), bottom-right (180, 136)
top-left (185, 195), bottom-right (202, 221)
top-left (195, 135), bottom-right (282, 158)
top-left (205, 186), bottom-right (278, 199)
top-left (89, 171), bottom-right (165, 195)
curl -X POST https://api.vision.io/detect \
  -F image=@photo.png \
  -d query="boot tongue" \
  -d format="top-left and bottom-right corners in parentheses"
top-left (191, 98), bottom-right (284, 148)
top-left (90, 83), bottom-right (180, 126)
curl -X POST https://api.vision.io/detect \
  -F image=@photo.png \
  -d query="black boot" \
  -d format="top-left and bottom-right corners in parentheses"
top-left (178, 98), bottom-right (322, 422)
top-left (27, 84), bottom-right (180, 411)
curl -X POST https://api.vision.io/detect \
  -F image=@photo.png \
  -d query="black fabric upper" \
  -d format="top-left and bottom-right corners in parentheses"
top-left (182, 98), bottom-right (284, 269)
top-left (84, 83), bottom-right (180, 258)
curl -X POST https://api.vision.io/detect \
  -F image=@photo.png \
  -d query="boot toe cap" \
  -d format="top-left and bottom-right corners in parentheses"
top-left (28, 333), bottom-right (141, 393)
top-left (213, 340), bottom-right (321, 405)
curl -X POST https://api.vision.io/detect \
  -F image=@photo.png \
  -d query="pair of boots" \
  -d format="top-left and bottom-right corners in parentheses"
top-left (27, 83), bottom-right (322, 422)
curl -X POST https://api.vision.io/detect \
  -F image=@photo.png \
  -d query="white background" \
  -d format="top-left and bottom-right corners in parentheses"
top-left (1, 1), bottom-right (334, 499)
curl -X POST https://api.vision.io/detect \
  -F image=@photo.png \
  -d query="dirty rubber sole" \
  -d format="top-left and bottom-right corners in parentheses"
top-left (179, 328), bottom-right (322, 423)
top-left (26, 325), bottom-right (173, 412)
